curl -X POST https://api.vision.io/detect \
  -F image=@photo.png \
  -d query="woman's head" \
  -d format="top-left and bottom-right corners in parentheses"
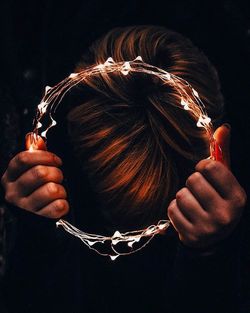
top-left (67, 25), bottom-right (224, 230)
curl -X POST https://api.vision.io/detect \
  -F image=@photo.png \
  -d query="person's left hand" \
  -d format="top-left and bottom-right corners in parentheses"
top-left (167, 124), bottom-right (247, 248)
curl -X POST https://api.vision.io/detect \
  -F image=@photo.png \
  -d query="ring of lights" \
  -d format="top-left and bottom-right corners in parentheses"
top-left (29, 56), bottom-right (220, 260)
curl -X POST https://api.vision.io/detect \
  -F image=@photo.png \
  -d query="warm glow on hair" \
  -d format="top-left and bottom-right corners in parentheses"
top-left (67, 25), bottom-right (224, 230)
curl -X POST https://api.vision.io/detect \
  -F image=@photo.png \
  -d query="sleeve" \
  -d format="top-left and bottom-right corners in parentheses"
top-left (171, 225), bottom-right (242, 313)
top-left (3, 204), bottom-right (77, 313)
top-left (4, 204), bottom-right (58, 262)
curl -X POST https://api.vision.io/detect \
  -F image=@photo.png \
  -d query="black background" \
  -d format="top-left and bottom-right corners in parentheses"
top-left (0, 0), bottom-right (249, 309)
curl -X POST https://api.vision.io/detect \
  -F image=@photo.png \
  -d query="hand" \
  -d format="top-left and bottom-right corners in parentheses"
top-left (1, 149), bottom-right (69, 219)
top-left (167, 124), bottom-right (247, 248)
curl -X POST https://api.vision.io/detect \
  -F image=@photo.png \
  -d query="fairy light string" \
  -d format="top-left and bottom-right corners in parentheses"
top-left (56, 219), bottom-right (171, 261)
top-left (30, 56), bottom-right (218, 260)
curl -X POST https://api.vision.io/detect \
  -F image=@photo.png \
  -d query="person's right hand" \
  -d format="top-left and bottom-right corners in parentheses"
top-left (1, 150), bottom-right (69, 218)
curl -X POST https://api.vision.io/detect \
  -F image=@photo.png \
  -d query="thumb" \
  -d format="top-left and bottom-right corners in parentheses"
top-left (213, 123), bottom-right (231, 168)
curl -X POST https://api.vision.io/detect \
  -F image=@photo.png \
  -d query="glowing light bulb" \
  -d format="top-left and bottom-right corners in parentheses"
top-left (112, 231), bottom-right (122, 245)
top-left (31, 57), bottom-right (216, 260)
top-left (69, 73), bottom-right (78, 79)
top-left (121, 61), bottom-right (131, 75)
top-left (45, 86), bottom-right (51, 93)
top-left (158, 224), bottom-right (167, 231)
top-left (104, 57), bottom-right (115, 65)
top-left (38, 101), bottom-right (48, 114)
top-left (134, 56), bottom-right (143, 62)
top-left (51, 120), bottom-right (57, 127)
top-left (110, 255), bottom-right (119, 261)
top-left (181, 99), bottom-right (190, 110)
top-left (41, 130), bottom-right (47, 138)
top-left (192, 88), bottom-right (199, 98)
top-left (113, 230), bottom-right (121, 237)
top-left (56, 219), bottom-right (170, 260)
top-left (197, 115), bottom-right (211, 128)
top-left (32, 57), bottom-right (214, 142)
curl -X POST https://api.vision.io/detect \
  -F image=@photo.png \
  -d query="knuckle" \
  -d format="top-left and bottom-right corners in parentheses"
top-left (48, 201), bottom-right (69, 219)
top-left (167, 200), bottom-right (176, 218)
top-left (48, 153), bottom-right (56, 164)
top-left (18, 197), bottom-right (28, 210)
top-left (55, 168), bottom-right (64, 182)
top-left (176, 187), bottom-right (188, 201)
top-left (232, 188), bottom-right (247, 208)
top-left (204, 224), bottom-right (215, 236)
top-left (33, 165), bottom-right (48, 180)
top-left (5, 191), bottom-right (15, 204)
top-left (215, 212), bottom-right (231, 226)
top-left (203, 160), bottom-right (219, 174)
top-left (16, 152), bottom-right (29, 166)
top-left (46, 183), bottom-right (66, 199)
top-left (52, 154), bottom-right (62, 165)
top-left (186, 172), bottom-right (202, 187)
top-left (167, 205), bottom-right (174, 218)
top-left (54, 200), bottom-right (69, 214)
top-left (46, 182), bottom-right (59, 195)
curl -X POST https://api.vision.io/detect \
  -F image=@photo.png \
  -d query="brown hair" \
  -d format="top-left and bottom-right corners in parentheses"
top-left (67, 25), bottom-right (224, 230)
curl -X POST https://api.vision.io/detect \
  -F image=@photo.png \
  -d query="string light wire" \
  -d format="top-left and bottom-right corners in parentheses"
top-left (28, 56), bottom-right (221, 260)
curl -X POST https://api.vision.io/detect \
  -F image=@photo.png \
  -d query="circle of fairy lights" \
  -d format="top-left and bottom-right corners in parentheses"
top-left (29, 56), bottom-right (220, 260)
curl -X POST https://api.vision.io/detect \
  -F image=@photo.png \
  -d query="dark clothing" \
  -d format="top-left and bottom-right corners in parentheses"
top-left (0, 106), bottom-right (245, 313)
top-left (3, 204), bottom-right (241, 313)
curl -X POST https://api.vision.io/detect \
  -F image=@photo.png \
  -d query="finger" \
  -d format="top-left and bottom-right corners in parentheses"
top-left (213, 124), bottom-right (231, 168)
top-left (167, 199), bottom-right (193, 234)
top-left (175, 187), bottom-right (208, 223)
top-left (5, 151), bottom-right (62, 181)
top-left (186, 172), bottom-right (222, 212)
top-left (25, 132), bottom-right (47, 151)
top-left (15, 166), bottom-right (64, 197)
top-left (21, 182), bottom-right (67, 212)
top-left (36, 199), bottom-right (69, 219)
top-left (195, 159), bottom-right (240, 199)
